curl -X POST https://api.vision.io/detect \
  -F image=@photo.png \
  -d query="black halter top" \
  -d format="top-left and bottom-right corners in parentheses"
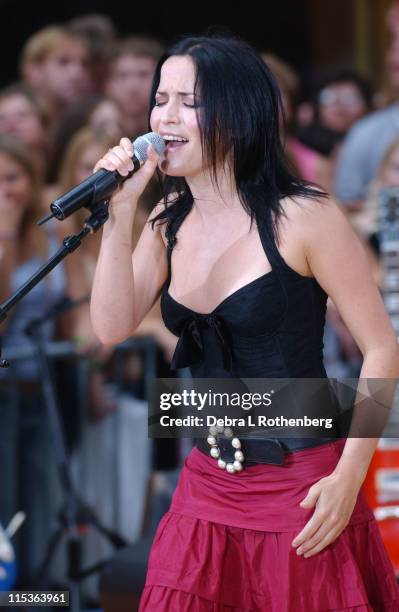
top-left (160, 206), bottom-right (329, 381)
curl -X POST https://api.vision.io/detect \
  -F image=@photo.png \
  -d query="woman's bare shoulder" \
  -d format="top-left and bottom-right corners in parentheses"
top-left (280, 193), bottom-right (347, 240)
top-left (276, 193), bottom-right (350, 277)
top-left (281, 190), bottom-right (334, 216)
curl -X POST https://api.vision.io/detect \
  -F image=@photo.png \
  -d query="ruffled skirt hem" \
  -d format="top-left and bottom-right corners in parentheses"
top-left (139, 584), bottom-right (399, 612)
top-left (138, 511), bottom-right (399, 612)
top-left (140, 586), bottom-right (399, 612)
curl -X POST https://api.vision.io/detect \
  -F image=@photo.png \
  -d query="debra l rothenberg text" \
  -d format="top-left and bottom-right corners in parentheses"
top-left (159, 414), bottom-right (335, 429)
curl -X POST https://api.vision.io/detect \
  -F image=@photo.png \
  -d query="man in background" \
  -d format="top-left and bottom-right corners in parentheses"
top-left (105, 36), bottom-right (164, 138)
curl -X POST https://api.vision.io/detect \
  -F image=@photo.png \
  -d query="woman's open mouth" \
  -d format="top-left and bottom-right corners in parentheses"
top-left (163, 134), bottom-right (189, 152)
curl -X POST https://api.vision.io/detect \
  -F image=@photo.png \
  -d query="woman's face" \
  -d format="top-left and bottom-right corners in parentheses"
top-left (0, 152), bottom-right (32, 210)
top-left (381, 147), bottom-right (399, 187)
top-left (150, 55), bottom-right (204, 178)
top-left (89, 100), bottom-right (124, 140)
top-left (318, 82), bottom-right (367, 133)
top-left (74, 142), bottom-right (109, 185)
top-left (0, 94), bottom-right (45, 149)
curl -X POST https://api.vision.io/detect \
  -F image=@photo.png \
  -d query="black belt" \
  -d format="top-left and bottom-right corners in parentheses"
top-left (196, 436), bottom-right (338, 466)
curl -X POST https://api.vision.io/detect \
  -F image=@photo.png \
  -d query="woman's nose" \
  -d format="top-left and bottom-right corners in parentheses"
top-left (161, 101), bottom-right (180, 123)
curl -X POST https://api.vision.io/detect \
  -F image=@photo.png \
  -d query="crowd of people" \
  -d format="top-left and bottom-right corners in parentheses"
top-left (0, 10), bottom-right (398, 590)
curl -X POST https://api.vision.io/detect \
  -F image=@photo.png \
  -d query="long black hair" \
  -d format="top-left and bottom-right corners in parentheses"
top-left (149, 35), bottom-right (327, 247)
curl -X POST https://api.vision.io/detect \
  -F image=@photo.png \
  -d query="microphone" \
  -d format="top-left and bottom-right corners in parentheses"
top-left (38, 132), bottom-right (165, 225)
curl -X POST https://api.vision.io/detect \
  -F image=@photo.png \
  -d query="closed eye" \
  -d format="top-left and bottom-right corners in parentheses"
top-left (154, 101), bottom-right (198, 108)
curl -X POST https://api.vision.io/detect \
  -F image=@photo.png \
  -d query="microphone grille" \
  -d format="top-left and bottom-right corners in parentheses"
top-left (133, 132), bottom-right (165, 162)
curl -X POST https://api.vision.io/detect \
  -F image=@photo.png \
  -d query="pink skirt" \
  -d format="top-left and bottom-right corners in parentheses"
top-left (139, 441), bottom-right (399, 611)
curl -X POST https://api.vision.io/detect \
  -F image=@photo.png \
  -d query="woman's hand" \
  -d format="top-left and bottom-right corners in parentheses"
top-left (291, 469), bottom-right (362, 558)
top-left (92, 137), bottom-right (160, 211)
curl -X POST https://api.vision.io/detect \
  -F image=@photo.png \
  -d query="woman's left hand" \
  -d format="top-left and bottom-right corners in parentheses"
top-left (291, 470), bottom-right (362, 558)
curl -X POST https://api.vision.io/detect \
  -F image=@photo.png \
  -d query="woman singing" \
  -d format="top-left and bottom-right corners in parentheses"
top-left (90, 36), bottom-right (399, 611)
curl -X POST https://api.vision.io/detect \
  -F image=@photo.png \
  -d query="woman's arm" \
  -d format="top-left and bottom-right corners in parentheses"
top-left (90, 138), bottom-right (166, 345)
top-left (304, 196), bottom-right (399, 466)
top-left (0, 192), bottom-right (24, 306)
top-left (290, 195), bottom-right (399, 557)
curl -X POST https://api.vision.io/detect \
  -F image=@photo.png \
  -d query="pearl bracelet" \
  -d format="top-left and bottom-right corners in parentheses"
top-left (207, 425), bottom-right (244, 474)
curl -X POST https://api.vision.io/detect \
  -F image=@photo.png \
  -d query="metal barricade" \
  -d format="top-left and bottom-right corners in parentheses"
top-left (0, 337), bottom-right (158, 595)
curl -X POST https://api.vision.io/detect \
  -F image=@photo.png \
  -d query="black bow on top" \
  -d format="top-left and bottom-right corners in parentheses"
top-left (171, 314), bottom-right (233, 373)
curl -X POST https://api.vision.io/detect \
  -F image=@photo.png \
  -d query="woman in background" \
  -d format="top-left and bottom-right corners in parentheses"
top-left (352, 136), bottom-right (399, 252)
top-left (297, 68), bottom-right (372, 160)
top-left (262, 53), bottom-right (331, 191)
top-left (47, 95), bottom-right (124, 183)
top-left (0, 83), bottom-right (49, 177)
top-left (0, 134), bottom-right (87, 582)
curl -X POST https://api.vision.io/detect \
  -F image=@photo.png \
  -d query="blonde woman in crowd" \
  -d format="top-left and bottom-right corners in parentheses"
top-left (0, 134), bottom-right (88, 581)
top-left (0, 83), bottom-right (49, 177)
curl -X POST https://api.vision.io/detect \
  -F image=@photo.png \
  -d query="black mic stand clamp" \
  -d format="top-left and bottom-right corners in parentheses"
top-left (0, 201), bottom-right (127, 612)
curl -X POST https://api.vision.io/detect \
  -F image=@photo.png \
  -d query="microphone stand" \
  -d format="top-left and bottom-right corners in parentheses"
top-left (0, 201), bottom-right (108, 329)
top-left (0, 202), bottom-right (127, 611)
